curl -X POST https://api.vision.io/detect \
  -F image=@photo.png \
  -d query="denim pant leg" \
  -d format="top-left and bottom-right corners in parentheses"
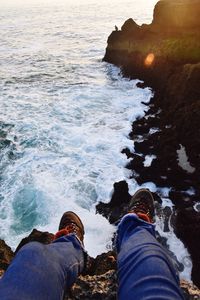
top-left (0, 234), bottom-right (84, 300)
top-left (116, 213), bottom-right (184, 300)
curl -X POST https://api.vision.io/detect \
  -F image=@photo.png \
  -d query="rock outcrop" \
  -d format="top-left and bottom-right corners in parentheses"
top-left (0, 231), bottom-right (199, 299)
top-left (68, 270), bottom-right (117, 300)
top-left (15, 228), bottom-right (54, 254)
top-left (152, 0), bottom-right (200, 34)
top-left (0, 1), bottom-right (200, 297)
top-left (96, 181), bottom-right (131, 223)
top-left (0, 240), bottom-right (14, 272)
top-left (103, 0), bottom-right (200, 288)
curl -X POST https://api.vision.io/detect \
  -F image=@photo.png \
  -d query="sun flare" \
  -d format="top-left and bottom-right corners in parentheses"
top-left (144, 53), bottom-right (155, 67)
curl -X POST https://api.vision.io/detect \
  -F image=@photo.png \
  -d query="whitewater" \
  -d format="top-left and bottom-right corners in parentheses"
top-left (0, 0), bottom-right (191, 280)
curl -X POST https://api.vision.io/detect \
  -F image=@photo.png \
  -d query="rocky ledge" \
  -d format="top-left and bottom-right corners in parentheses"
top-left (0, 1), bottom-right (200, 298)
top-left (103, 0), bottom-right (200, 289)
top-left (0, 229), bottom-right (200, 299)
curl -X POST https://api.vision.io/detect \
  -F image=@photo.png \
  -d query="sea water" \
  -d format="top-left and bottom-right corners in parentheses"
top-left (0, 0), bottom-right (191, 280)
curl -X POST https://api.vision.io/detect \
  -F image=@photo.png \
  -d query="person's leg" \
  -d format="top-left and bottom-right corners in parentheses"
top-left (116, 190), bottom-right (184, 300)
top-left (0, 212), bottom-right (85, 300)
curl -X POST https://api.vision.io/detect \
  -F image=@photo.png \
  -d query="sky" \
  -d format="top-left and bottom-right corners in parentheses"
top-left (1, 0), bottom-right (158, 7)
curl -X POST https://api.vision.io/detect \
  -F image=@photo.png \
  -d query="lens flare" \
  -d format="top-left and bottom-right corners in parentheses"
top-left (144, 53), bottom-right (155, 67)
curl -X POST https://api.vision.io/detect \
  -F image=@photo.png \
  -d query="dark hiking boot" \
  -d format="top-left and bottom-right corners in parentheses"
top-left (129, 188), bottom-right (155, 223)
top-left (55, 211), bottom-right (85, 244)
top-left (54, 211), bottom-right (92, 276)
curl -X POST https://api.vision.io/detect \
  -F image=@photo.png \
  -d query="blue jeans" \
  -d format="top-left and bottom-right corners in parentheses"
top-left (117, 213), bottom-right (184, 299)
top-left (0, 235), bottom-right (85, 299)
top-left (0, 214), bottom-right (184, 299)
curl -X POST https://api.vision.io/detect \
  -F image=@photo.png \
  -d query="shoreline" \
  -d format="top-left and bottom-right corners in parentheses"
top-left (102, 0), bottom-right (200, 288)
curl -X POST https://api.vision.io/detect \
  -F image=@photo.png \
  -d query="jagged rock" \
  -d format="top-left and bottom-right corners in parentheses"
top-left (96, 181), bottom-right (131, 223)
top-left (67, 251), bottom-right (200, 300)
top-left (152, 0), bottom-right (200, 34)
top-left (0, 240), bottom-right (14, 270)
top-left (136, 81), bottom-right (146, 89)
top-left (67, 271), bottom-right (200, 300)
top-left (89, 251), bottom-right (117, 276)
top-left (175, 209), bottom-right (200, 288)
top-left (103, 0), bottom-right (200, 288)
top-left (15, 229), bottom-right (54, 254)
top-left (121, 18), bottom-right (140, 36)
top-left (67, 274), bottom-right (200, 300)
top-left (67, 270), bottom-right (117, 300)
top-left (180, 280), bottom-right (200, 300)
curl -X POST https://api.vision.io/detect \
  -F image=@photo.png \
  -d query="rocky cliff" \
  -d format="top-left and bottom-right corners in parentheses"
top-left (0, 229), bottom-right (200, 299)
top-left (103, 0), bottom-right (200, 288)
top-left (0, 1), bottom-right (200, 298)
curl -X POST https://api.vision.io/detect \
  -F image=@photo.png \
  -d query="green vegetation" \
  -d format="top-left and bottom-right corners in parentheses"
top-left (163, 37), bottom-right (200, 62)
top-left (108, 36), bottom-right (200, 63)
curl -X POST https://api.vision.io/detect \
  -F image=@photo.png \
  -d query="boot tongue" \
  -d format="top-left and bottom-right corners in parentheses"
top-left (54, 224), bottom-right (84, 243)
top-left (136, 212), bottom-right (152, 223)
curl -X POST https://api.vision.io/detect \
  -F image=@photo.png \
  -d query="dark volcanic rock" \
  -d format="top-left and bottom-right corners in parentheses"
top-left (68, 275), bottom-right (200, 300)
top-left (89, 251), bottom-right (117, 276)
top-left (96, 181), bottom-right (131, 223)
top-left (121, 18), bottom-right (140, 34)
top-left (175, 209), bottom-right (200, 288)
top-left (103, 0), bottom-right (200, 288)
top-left (136, 81), bottom-right (147, 89)
top-left (0, 240), bottom-right (14, 271)
top-left (67, 270), bottom-right (117, 300)
top-left (152, 0), bottom-right (200, 34)
top-left (15, 229), bottom-right (54, 254)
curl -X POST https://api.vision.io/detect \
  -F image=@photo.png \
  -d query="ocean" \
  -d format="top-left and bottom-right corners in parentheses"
top-left (0, 0), bottom-right (191, 280)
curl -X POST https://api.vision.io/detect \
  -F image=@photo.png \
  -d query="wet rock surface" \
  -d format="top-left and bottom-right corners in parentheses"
top-left (103, 0), bottom-right (200, 288)
top-left (96, 181), bottom-right (131, 223)
top-left (176, 210), bottom-right (200, 289)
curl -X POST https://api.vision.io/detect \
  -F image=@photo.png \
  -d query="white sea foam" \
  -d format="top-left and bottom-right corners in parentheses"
top-left (194, 202), bottom-right (200, 213)
top-left (0, 0), bottom-right (154, 255)
top-left (143, 154), bottom-right (157, 167)
top-left (156, 213), bottom-right (192, 281)
top-left (0, 69), bottom-right (152, 257)
top-left (149, 127), bottom-right (160, 134)
top-left (177, 144), bottom-right (195, 174)
top-left (0, 0), bottom-right (192, 282)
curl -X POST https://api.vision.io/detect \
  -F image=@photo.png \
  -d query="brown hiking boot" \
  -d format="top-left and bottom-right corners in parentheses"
top-left (55, 211), bottom-right (85, 244)
top-left (129, 189), bottom-right (155, 223)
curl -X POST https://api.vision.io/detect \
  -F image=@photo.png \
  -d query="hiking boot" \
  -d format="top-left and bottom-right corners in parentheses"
top-left (55, 211), bottom-right (85, 244)
top-left (129, 188), bottom-right (155, 223)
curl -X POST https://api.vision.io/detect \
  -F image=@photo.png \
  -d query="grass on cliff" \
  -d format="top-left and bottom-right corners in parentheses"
top-left (109, 36), bottom-right (200, 63)
top-left (163, 37), bottom-right (200, 63)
